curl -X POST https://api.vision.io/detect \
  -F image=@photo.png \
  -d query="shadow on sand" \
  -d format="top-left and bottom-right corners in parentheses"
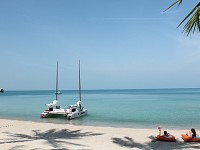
top-left (0, 129), bottom-right (103, 150)
top-left (112, 135), bottom-right (200, 150)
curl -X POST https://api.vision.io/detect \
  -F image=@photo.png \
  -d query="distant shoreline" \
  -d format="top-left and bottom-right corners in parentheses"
top-left (3, 87), bottom-right (200, 92)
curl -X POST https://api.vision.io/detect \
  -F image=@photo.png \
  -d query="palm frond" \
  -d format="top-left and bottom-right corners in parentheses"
top-left (164, 0), bottom-right (183, 12)
top-left (177, 2), bottom-right (200, 36)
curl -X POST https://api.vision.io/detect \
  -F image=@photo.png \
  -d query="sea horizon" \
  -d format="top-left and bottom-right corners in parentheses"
top-left (4, 87), bottom-right (200, 91)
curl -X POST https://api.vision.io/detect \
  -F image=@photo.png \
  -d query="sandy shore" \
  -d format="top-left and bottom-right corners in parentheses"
top-left (0, 119), bottom-right (200, 150)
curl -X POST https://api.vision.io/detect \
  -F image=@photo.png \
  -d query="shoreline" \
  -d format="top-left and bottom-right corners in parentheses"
top-left (0, 118), bottom-right (200, 150)
top-left (1, 116), bottom-right (200, 130)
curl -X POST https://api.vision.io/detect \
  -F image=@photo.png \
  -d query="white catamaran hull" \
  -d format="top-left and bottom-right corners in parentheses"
top-left (65, 106), bottom-right (87, 119)
top-left (41, 108), bottom-right (69, 118)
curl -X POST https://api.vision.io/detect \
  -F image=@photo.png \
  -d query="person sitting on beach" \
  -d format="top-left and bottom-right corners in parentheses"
top-left (186, 128), bottom-right (198, 138)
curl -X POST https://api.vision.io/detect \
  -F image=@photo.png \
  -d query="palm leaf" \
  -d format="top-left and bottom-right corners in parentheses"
top-left (177, 2), bottom-right (200, 36)
top-left (164, 0), bottom-right (183, 12)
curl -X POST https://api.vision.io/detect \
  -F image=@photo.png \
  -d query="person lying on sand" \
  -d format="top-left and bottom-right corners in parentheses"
top-left (156, 127), bottom-right (176, 141)
top-left (158, 127), bottom-right (171, 137)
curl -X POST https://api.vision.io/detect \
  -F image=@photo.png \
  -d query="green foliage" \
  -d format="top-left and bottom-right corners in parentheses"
top-left (164, 0), bottom-right (183, 11)
top-left (166, 1), bottom-right (200, 36)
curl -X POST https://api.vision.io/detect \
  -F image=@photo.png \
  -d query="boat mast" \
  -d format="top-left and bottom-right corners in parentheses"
top-left (56, 61), bottom-right (59, 100)
top-left (79, 60), bottom-right (82, 101)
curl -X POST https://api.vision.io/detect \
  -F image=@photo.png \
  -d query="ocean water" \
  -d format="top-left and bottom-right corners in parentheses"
top-left (0, 88), bottom-right (200, 129)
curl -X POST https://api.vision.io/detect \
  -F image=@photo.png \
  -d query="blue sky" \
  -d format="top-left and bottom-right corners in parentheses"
top-left (0, 0), bottom-right (200, 90)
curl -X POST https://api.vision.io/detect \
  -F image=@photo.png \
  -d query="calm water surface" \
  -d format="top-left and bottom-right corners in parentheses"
top-left (0, 88), bottom-right (200, 129)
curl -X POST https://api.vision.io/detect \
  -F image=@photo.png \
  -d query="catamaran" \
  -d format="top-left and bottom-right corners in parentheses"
top-left (65, 60), bottom-right (88, 119)
top-left (40, 62), bottom-right (67, 118)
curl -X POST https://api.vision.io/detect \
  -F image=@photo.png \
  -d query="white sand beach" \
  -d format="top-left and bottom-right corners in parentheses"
top-left (0, 119), bottom-right (200, 150)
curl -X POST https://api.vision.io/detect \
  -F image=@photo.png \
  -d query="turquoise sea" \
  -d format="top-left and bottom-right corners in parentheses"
top-left (0, 88), bottom-right (200, 129)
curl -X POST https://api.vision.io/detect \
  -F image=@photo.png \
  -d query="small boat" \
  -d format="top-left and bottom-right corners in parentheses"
top-left (41, 62), bottom-right (67, 118)
top-left (181, 134), bottom-right (200, 142)
top-left (0, 88), bottom-right (4, 93)
top-left (156, 135), bottom-right (176, 142)
top-left (56, 91), bottom-right (62, 95)
top-left (65, 60), bottom-right (88, 119)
